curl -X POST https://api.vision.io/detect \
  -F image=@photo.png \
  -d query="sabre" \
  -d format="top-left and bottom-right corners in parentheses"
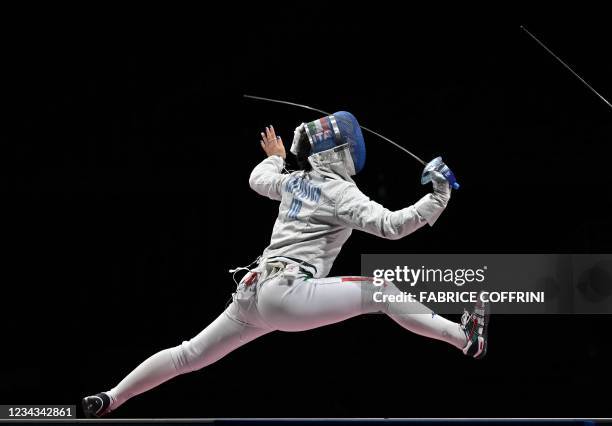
top-left (520, 26), bottom-right (612, 110)
top-left (243, 94), bottom-right (427, 166)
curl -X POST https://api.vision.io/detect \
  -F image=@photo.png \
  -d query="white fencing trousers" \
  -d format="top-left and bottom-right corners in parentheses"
top-left (107, 272), bottom-right (466, 410)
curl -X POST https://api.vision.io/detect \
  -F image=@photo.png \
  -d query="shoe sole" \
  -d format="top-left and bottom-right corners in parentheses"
top-left (474, 295), bottom-right (490, 360)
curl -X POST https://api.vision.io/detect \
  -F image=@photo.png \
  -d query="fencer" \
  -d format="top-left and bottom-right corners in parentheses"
top-left (82, 111), bottom-right (488, 418)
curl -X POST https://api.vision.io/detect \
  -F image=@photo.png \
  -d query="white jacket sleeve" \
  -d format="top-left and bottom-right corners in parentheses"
top-left (335, 182), bottom-right (451, 240)
top-left (249, 155), bottom-right (287, 201)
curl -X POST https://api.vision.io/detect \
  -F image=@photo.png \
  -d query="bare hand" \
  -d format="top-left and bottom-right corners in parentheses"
top-left (260, 125), bottom-right (286, 159)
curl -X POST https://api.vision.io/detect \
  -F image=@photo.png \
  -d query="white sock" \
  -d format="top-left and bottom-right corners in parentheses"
top-left (382, 288), bottom-right (467, 350)
top-left (388, 310), bottom-right (467, 350)
top-left (106, 348), bottom-right (180, 410)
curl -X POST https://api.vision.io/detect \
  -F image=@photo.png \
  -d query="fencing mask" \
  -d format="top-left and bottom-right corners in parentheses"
top-left (290, 111), bottom-right (366, 175)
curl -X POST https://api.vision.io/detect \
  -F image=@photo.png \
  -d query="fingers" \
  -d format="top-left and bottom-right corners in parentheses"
top-left (266, 125), bottom-right (276, 141)
top-left (261, 126), bottom-right (282, 155)
top-left (262, 128), bottom-right (271, 143)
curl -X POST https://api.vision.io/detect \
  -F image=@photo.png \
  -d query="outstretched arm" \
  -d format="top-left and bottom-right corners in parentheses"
top-left (249, 125), bottom-right (288, 201)
top-left (335, 175), bottom-right (451, 240)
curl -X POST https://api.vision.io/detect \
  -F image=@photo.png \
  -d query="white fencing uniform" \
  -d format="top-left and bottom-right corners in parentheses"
top-left (252, 147), bottom-right (449, 279)
top-left (105, 146), bottom-right (464, 411)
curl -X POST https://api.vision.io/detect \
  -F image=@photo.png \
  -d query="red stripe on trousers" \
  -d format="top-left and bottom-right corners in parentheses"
top-left (341, 277), bottom-right (374, 282)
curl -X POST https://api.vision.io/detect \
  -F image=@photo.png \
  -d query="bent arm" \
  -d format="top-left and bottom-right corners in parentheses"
top-left (249, 155), bottom-right (287, 201)
top-left (335, 182), bottom-right (451, 240)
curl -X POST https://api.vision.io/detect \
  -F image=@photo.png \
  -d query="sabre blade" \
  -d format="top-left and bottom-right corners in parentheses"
top-left (243, 94), bottom-right (427, 165)
top-left (355, 124), bottom-right (426, 165)
top-left (243, 94), bottom-right (331, 117)
top-left (520, 26), bottom-right (612, 110)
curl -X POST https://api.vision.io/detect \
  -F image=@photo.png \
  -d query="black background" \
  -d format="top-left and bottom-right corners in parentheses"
top-left (2, 5), bottom-right (612, 419)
